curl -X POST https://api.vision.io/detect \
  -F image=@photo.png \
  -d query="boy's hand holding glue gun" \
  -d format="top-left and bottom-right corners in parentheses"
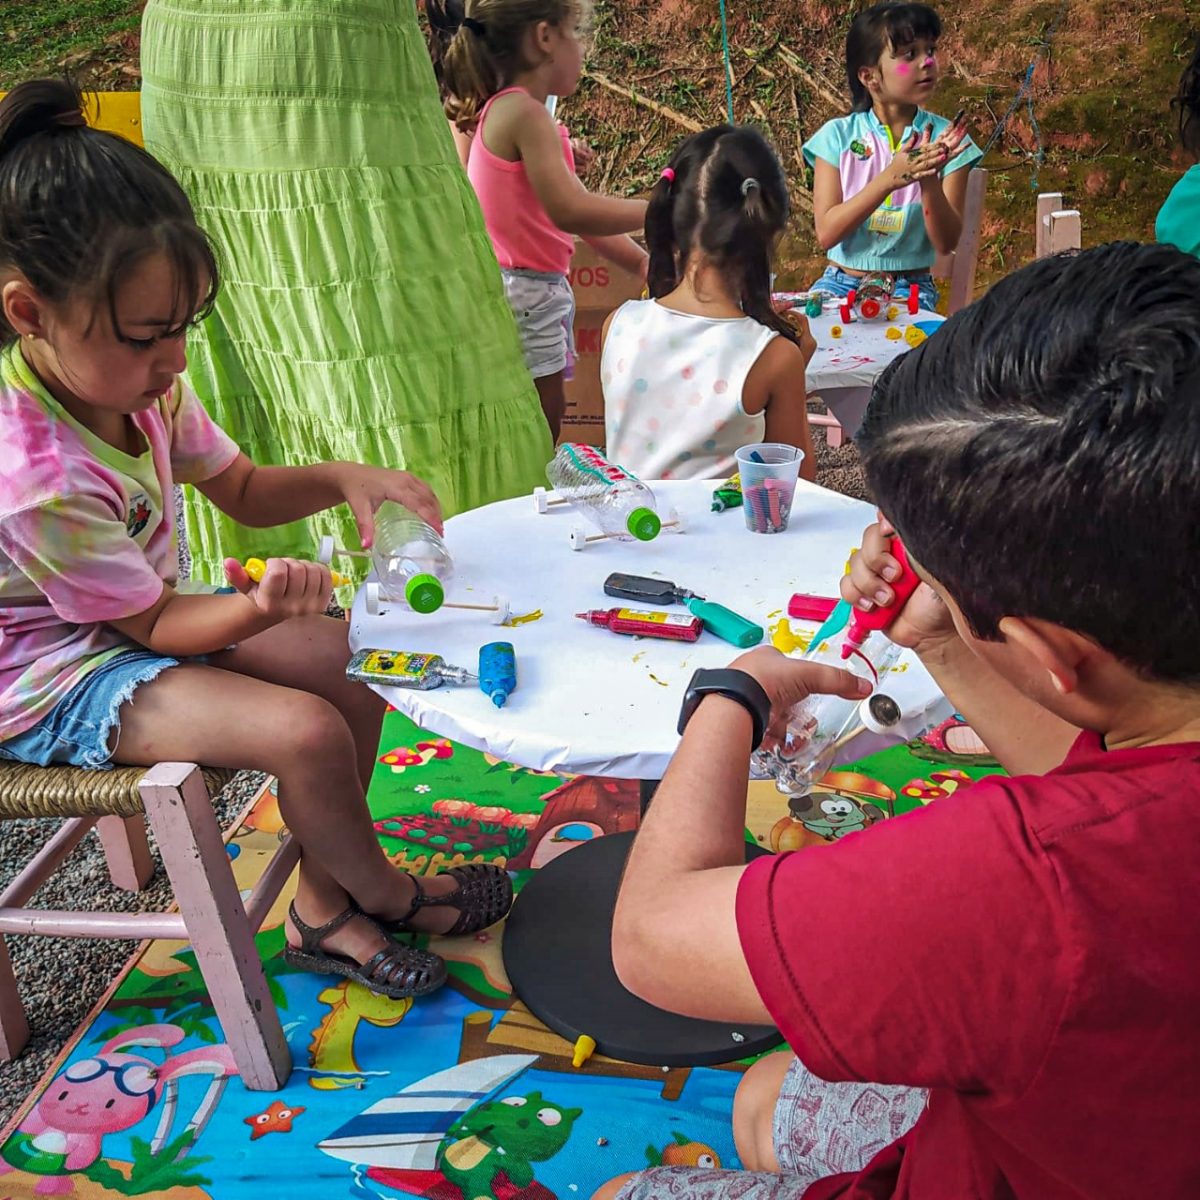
top-left (840, 517), bottom-right (956, 655)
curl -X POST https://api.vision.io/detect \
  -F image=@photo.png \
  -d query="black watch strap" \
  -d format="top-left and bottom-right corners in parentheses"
top-left (677, 668), bottom-right (771, 750)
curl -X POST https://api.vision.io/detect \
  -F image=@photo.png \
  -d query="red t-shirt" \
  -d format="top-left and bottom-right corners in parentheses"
top-left (736, 731), bottom-right (1200, 1198)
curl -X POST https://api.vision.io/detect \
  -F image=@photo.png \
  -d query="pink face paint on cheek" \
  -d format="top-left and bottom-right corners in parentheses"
top-left (895, 61), bottom-right (911, 76)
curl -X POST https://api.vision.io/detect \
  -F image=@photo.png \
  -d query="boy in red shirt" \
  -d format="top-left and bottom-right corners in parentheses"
top-left (595, 241), bottom-right (1200, 1198)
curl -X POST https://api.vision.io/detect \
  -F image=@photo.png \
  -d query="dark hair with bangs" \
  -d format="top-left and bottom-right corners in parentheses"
top-left (847, 3), bottom-right (942, 111)
top-left (646, 125), bottom-right (796, 344)
top-left (0, 78), bottom-right (218, 347)
top-left (857, 241), bottom-right (1200, 685)
top-left (1171, 34), bottom-right (1200, 159)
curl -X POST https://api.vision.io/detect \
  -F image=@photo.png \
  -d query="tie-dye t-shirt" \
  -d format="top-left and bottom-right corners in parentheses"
top-left (803, 108), bottom-right (981, 273)
top-left (0, 341), bottom-right (240, 741)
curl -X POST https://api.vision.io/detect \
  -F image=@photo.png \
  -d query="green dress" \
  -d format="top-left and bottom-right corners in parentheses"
top-left (140, 0), bottom-right (552, 585)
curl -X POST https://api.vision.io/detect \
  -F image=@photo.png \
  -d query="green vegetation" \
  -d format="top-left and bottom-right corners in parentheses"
top-left (0, 1), bottom-right (142, 89)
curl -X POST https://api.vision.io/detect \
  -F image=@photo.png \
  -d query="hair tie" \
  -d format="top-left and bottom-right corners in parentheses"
top-left (741, 177), bottom-right (759, 196)
top-left (53, 109), bottom-right (87, 130)
top-left (462, 15), bottom-right (487, 36)
top-left (660, 167), bottom-right (675, 184)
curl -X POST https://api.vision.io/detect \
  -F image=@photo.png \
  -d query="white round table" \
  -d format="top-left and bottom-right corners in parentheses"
top-left (348, 479), bottom-right (942, 780)
top-left (805, 306), bottom-right (944, 442)
top-left (348, 478), bottom-right (945, 1067)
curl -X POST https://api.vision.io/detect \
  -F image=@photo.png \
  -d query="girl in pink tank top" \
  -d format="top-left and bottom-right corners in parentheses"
top-left (435, 0), bottom-right (648, 441)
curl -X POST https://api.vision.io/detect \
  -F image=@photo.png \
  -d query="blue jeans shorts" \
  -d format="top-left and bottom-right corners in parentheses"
top-left (810, 265), bottom-right (939, 314)
top-left (0, 648), bottom-right (182, 771)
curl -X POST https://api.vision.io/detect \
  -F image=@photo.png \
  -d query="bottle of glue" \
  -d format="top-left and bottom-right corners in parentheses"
top-left (576, 607), bottom-right (702, 642)
top-left (840, 538), bottom-right (920, 658)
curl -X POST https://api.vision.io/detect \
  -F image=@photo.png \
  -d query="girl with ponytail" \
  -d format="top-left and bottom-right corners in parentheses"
top-left (603, 126), bottom-right (816, 484)
top-left (432, 0), bottom-right (648, 441)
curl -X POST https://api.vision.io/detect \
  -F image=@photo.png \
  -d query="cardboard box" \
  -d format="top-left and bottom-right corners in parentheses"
top-left (561, 238), bottom-right (645, 446)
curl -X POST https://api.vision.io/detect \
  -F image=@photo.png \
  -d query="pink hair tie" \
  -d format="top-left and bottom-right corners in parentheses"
top-left (660, 167), bottom-right (675, 183)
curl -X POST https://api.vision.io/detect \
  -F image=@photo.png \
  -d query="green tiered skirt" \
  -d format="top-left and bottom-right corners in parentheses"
top-left (141, 0), bottom-right (552, 585)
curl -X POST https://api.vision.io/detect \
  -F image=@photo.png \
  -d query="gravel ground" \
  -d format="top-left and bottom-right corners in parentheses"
top-left (0, 435), bottom-right (868, 1127)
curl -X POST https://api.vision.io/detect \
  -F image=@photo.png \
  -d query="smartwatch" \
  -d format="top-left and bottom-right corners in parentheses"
top-left (677, 668), bottom-right (771, 750)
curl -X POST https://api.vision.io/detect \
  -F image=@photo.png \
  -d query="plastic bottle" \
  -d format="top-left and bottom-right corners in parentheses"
top-left (750, 631), bottom-right (903, 795)
top-left (369, 501), bottom-right (455, 614)
top-left (546, 445), bottom-right (662, 542)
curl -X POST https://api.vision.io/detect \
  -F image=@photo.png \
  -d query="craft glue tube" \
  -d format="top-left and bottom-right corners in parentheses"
top-left (479, 641), bottom-right (517, 708)
top-left (841, 538), bottom-right (920, 657)
top-left (576, 608), bottom-right (702, 642)
top-left (684, 598), bottom-right (763, 648)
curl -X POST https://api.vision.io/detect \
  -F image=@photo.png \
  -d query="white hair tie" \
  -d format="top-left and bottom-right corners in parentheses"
top-left (741, 177), bottom-right (759, 196)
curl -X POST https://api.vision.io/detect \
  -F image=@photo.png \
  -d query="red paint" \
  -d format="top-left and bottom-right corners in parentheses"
top-left (576, 607), bottom-right (702, 642)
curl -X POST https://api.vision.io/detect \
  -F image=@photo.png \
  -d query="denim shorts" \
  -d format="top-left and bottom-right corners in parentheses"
top-left (811, 265), bottom-right (939, 314)
top-left (0, 648), bottom-right (181, 770)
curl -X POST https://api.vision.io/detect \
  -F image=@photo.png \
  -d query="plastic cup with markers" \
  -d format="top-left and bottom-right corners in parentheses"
top-left (734, 443), bottom-right (804, 534)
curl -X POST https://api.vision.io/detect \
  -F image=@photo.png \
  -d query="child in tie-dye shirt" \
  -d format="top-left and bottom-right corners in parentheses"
top-left (0, 79), bottom-right (514, 998)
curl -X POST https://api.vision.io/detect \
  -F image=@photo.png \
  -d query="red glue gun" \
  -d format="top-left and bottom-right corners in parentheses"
top-left (841, 537), bottom-right (920, 658)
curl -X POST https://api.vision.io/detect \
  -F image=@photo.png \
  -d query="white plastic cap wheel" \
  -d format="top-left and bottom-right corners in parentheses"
top-left (570, 529), bottom-right (588, 551)
top-left (365, 581), bottom-right (383, 616)
top-left (490, 596), bottom-right (511, 625)
top-left (534, 487), bottom-right (550, 514)
top-left (666, 508), bottom-right (685, 534)
top-left (317, 535), bottom-right (335, 565)
top-left (860, 692), bottom-right (902, 734)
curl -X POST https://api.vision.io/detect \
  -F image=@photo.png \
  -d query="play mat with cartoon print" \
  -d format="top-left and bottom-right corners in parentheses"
top-left (0, 708), bottom-right (1000, 1199)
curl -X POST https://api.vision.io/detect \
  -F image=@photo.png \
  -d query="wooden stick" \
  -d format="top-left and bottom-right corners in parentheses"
top-left (330, 546), bottom-right (372, 559)
top-left (580, 519), bottom-right (682, 544)
top-left (582, 69), bottom-right (704, 133)
top-left (444, 601), bottom-right (503, 613)
top-left (776, 45), bottom-right (845, 111)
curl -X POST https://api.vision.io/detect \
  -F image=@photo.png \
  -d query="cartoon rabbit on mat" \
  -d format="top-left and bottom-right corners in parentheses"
top-left (0, 1023), bottom-right (236, 1195)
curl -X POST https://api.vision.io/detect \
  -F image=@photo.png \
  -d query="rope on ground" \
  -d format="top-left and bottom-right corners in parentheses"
top-left (978, 0), bottom-right (1069, 188)
top-left (718, 0), bottom-right (734, 123)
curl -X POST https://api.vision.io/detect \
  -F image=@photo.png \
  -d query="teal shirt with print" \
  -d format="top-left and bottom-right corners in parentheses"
top-left (803, 109), bottom-right (982, 273)
top-left (1155, 164), bottom-right (1200, 259)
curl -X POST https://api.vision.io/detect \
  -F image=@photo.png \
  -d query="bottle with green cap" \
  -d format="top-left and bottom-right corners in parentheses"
top-left (370, 501), bottom-right (455, 614)
top-left (546, 444), bottom-right (662, 542)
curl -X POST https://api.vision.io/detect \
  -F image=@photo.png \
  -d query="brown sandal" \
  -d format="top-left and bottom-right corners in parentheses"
top-left (381, 864), bottom-right (514, 938)
top-left (283, 902), bottom-right (447, 998)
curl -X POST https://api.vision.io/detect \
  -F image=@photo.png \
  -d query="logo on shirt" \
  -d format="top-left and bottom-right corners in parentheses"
top-left (126, 492), bottom-right (152, 538)
top-left (849, 138), bottom-right (873, 160)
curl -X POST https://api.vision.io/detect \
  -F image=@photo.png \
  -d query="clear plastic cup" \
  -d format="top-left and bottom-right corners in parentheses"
top-left (735, 443), bottom-right (804, 534)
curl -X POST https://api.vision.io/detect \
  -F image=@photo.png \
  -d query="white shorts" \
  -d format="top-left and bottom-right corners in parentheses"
top-left (500, 268), bottom-right (576, 379)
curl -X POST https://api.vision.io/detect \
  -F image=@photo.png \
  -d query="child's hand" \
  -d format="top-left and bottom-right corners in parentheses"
top-left (885, 129), bottom-right (947, 189)
top-left (840, 519), bottom-right (957, 653)
top-left (335, 464), bottom-right (444, 547)
top-left (223, 557), bottom-right (333, 620)
top-left (570, 138), bottom-right (596, 174)
top-left (728, 646), bottom-right (871, 740)
top-left (929, 113), bottom-right (970, 163)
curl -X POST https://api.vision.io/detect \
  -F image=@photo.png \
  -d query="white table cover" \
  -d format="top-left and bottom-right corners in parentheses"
top-left (349, 479), bottom-right (944, 779)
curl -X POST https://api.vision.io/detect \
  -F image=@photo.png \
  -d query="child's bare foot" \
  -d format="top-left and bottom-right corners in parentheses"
top-left (370, 864), bottom-right (514, 937)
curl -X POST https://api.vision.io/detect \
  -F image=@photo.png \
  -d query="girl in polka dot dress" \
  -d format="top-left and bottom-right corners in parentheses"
top-left (602, 126), bottom-right (816, 482)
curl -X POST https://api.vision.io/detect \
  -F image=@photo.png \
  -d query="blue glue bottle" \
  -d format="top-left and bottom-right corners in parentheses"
top-left (479, 642), bottom-right (517, 708)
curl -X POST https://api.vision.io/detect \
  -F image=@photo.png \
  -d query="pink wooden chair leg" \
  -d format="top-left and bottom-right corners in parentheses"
top-left (96, 815), bottom-right (156, 892)
top-left (0, 932), bottom-right (30, 1061)
top-left (141, 763), bottom-right (291, 1091)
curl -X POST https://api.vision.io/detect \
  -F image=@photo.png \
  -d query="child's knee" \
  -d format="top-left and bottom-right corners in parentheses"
top-left (734, 1052), bottom-right (792, 1171)
top-left (269, 693), bottom-right (354, 769)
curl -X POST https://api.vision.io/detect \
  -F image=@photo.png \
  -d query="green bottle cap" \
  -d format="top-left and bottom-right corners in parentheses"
top-left (686, 598), bottom-right (763, 649)
top-left (626, 507), bottom-right (661, 541)
top-left (405, 573), bottom-right (445, 614)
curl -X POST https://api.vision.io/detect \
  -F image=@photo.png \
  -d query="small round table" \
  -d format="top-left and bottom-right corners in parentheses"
top-left (349, 479), bottom-right (942, 1064)
top-left (806, 306), bottom-right (944, 443)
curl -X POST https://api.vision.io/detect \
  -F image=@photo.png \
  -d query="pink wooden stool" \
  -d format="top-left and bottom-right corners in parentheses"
top-left (0, 761), bottom-right (296, 1091)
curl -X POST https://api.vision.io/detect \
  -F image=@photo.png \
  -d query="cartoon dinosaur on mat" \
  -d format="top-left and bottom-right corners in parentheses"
top-left (438, 1092), bottom-right (581, 1200)
top-left (308, 980), bottom-right (413, 1090)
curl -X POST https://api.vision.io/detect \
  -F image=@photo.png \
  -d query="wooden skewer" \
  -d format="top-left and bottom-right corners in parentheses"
top-left (444, 600), bottom-right (504, 613)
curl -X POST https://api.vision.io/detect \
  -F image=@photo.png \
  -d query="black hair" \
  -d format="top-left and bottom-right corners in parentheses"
top-left (0, 78), bottom-right (218, 346)
top-left (858, 241), bottom-right (1200, 685)
top-left (1171, 34), bottom-right (1200, 158)
top-left (646, 125), bottom-right (795, 343)
top-left (846, 2), bottom-right (942, 112)
top-left (424, 0), bottom-right (465, 101)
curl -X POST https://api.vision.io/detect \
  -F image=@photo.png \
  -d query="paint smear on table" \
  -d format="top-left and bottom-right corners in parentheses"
top-left (504, 609), bottom-right (543, 627)
top-left (647, 672), bottom-right (669, 687)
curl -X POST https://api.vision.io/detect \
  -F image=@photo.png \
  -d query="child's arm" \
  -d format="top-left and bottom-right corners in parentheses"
top-left (812, 131), bottom-right (946, 252)
top-left (581, 234), bottom-right (649, 282)
top-left (919, 118), bottom-right (974, 255)
top-left (108, 558), bottom-right (332, 659)
top-left (745, 336), bottom-right (817, 483)
top-left (500, 94), bottom-right (645, 236)
top-left (198, 454), bottom-right (444, 545)
top-left (844, 522), bottom-right (1079, 774)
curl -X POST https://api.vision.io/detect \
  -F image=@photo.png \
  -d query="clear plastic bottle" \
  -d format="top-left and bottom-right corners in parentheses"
top-left (751, 631), bottom-right (903, 796)
top-left (546, 444), bottom-right (662, 542)
top-left (370, 501), bottom-right (455, 614)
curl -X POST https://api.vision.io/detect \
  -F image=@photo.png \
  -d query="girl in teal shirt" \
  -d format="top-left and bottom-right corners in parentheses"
top-left (1156, 37), bottom-right (1200, 258)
